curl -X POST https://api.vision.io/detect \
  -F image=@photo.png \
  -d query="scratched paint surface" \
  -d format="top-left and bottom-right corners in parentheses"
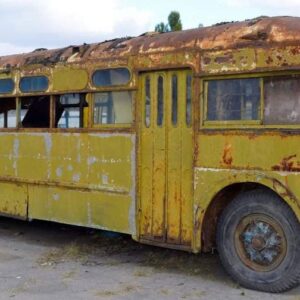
top-left (0, 133), bottom-right (135, 234)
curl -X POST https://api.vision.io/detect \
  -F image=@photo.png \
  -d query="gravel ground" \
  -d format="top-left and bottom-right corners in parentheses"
top-left (0, 217), bottom-right (299, 300)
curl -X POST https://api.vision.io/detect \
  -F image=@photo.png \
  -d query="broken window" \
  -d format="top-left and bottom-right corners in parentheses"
top-left (20, 76), bottom-right (49, 93)
top-left (20, 96), bottom-right (51, 128)
top-left (92, 68), bottom-right (130, 87)
top-left (206, 78), bottom-right (260, 121)
top-left (56, 94), bottom-right (87, 128)
top-left (0, 79), bottom-right (14, 94)
top-left (93, 91), bottom-right (133, 125)
top-left (0, 98), bottom-right (17, 128)
top-left (264, 76), bottom-right (300, 124)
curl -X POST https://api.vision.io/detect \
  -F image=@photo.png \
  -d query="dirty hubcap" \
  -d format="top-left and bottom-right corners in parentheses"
top-left (234, 214), bottom-right (287, 272)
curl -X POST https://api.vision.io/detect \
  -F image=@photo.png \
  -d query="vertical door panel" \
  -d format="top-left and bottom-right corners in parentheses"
top-left (151, 75), bottom-right (166, 240)
top-left (140, 75), bottom-right (154, 237)
top-left (139, 70), bottom-right (193, 247)
top-left (167, 73), bottom-right (182, 243)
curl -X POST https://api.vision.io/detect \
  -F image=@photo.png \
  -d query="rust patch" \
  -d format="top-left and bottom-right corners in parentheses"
top-left (222, 144), bottom-right (233, 166)
top-left (272, 178), bottom-right (299, 207)
top-left (272, 155), bottom-right (300, 172)
top-left (202, 57), bottom-right (211, 65)
top-left (1, 16), bottom-right (300, 69)
top-left (214, 54), bottom-right (234, 64)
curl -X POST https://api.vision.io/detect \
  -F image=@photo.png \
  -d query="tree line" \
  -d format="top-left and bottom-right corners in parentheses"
top-left (155, 11), bottom-right (203, 33)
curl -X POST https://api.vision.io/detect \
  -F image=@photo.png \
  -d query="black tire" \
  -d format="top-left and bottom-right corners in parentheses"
top-left (217, 189), bottom-right (300, 293)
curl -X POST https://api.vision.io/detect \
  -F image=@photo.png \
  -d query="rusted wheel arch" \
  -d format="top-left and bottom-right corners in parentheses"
top-left (200, 182), bottom-right (296, 253)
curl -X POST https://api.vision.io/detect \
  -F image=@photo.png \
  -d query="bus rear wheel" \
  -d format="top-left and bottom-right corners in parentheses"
top-left (217, 190), bottom-right (300, 293)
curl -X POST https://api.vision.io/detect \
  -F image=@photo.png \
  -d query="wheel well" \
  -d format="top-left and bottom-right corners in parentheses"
top-left (201, 182), bottom-right (278, 252)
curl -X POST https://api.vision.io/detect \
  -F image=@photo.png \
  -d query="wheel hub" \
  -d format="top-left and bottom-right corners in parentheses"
top-left (251, 235), bottom-right (266, 251)
top-left (235, 214), bottom-right (287, 272)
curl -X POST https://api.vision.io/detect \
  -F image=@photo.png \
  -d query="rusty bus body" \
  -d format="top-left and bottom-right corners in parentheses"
top-left (0, 16), bottom-right (300, 292)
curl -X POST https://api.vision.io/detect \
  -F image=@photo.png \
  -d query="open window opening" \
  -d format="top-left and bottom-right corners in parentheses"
top-left (0, 98), bottom-right (17, 128)
top-left (55, 93), bottom-right (88, 128)
top-left (20, 96), bottom-right (51, 128)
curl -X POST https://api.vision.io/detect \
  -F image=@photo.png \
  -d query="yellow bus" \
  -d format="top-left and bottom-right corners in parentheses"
top-left (0, 16), bottom-right (300, 293)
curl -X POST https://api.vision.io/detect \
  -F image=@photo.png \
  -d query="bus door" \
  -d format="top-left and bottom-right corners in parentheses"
top-left (139, 70), bottom-right (193, 247)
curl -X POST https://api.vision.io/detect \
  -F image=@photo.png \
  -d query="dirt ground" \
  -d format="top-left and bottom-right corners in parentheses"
top-left (0, 217), bottom-right (299, 300)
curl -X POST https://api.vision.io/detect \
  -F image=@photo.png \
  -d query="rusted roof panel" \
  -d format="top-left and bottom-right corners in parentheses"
top-left (1, 16), bottom-right (300, 69)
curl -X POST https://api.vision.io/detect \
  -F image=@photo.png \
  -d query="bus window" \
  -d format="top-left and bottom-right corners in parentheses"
top-left (92, 68), bottom-right (130, 87)
top-left (20, 96), bottom-right (51, 128)
top-left (0, 98), bottom-right (17, 128)
top-left (186, 75), bottom-right (192, 127)
top-left (145, 76), bottom-right (151, 128)
top-left (93, 91), bottom-right (133, 125)
top-left (206, 78), bottom-right (260, 121)
top-left (157, 76), bottom-right (164, 126)
top-left (264, 76), bottom-right (300, 124)
top-left (172, 75), bottom-right (178, 126)
top-left (56, 94), bottom-right (87, 128)
top-left (20, 76), bottom-right (49, 93)
top-left (0, 79), bottom-right (14, 94)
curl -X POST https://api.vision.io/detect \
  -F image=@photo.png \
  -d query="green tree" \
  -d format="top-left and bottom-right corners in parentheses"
top-left (168, 11), bottom-right (182, 31)
top-left (155, 22), bottom-right (169, 33)
top-left (155, 11), bottom-right (182, 33)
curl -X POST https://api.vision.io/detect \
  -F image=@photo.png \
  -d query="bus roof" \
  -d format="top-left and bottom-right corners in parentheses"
top-left (1, 16), bottom-right (300, 69)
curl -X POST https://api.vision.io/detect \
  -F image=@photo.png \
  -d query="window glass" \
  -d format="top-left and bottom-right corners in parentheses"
top-left (58, 108), bottom-right (80, 128)
top-left (20, 96), bottom-right (50, 128)
top-left (0, 98), bottom-right (16, 128)
top-left (186, 75), bottom-right (192, 126)
top-left (157, 76), bottom-right (164, 126)
top-left (145, 76), bottom-right (151, 128)
top-left (92, 68), bottom-right (130, 87)
top-left (20, 76), bottom-right (49, 93)
top-left (264, 76), bottom-right (300, 124)
top-left (0, 79), bottom-right (14, 94)
top-left (94, 91), bottom-right (133, 125)
top-left (56, 94), bottom-right (87, 128)
top-left (207, 78), bottom-right (260, 121)
top-left (172, 75), bottom-right (178, 126)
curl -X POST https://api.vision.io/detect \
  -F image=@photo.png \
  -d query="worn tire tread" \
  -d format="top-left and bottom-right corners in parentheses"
top-left (217, 189), bottom-right (300, 293)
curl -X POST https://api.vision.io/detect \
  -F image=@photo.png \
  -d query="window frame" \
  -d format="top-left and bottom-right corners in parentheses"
top-left (0, 78), bottom-right (15, 94)
top-left (0, 97), bottom-right (18, 129)
top-left (202, 71), bottom-right (300, 129)
top-left (19, 75), bottom-right (49, 93)
top-left (91, 67), bottom-right (132, 88)
top-left (91, 90), bottom-right (135, 129)
top-left (55, 93), bottom-right (88, 129)
top-left (203, 76), bottom-right (263, 127)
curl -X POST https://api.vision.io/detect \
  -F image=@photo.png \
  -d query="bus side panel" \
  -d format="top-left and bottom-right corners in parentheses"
top-left (0, 182), bottom-right (27, 219)
top-left (0, 132), bottom-right (135, 234)
top-left (28, 133), bottom-right (135, 234)
top-left (28, 187), bottom-right (132, 233)
top-left (192, 132), bottom-right (300, 251)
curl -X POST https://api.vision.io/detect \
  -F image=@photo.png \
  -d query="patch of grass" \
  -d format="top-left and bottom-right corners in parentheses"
top-left (95, 284), bottom-right (137, 298)
top-left (37, 242), bottom-right (88, 266)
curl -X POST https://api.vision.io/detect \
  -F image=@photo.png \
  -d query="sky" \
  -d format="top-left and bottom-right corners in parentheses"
top-left (1, 0), bottom-right (300, 55)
